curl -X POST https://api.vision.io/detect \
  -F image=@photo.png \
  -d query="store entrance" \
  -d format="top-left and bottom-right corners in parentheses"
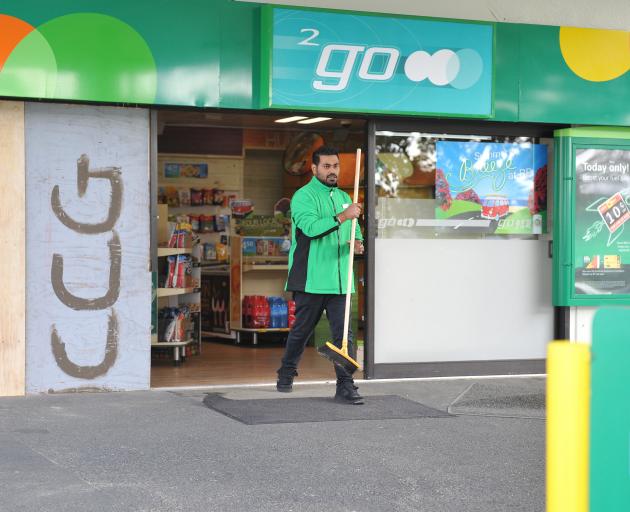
top-left (150, 110), bottom-right (367, 387)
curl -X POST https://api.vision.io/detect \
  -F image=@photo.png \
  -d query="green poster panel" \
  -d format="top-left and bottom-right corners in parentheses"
top-left (590, 307), bottom-right (630, 511)
top-left (554, 128), bottom-right (630, 306)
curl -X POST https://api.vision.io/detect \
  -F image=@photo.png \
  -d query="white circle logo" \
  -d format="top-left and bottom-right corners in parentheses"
top-left (404, 48), bottom-right (483, 89)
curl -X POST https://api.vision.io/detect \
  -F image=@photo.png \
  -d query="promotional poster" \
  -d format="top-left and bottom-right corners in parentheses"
top-left (574, 148), bottom-right (630, 295)
top-left (435, 141), bottom-right (548, 235)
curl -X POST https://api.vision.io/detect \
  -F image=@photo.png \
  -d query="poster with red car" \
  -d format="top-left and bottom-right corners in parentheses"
top-left (435, 141), bottom-right (548, 234)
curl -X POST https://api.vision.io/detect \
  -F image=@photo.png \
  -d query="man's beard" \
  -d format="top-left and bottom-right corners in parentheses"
top-left (318, 174), bottom-right (338, 187)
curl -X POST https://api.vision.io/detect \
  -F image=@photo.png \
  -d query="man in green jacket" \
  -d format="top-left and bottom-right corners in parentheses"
top-left (277, 145), bottom-right (364, 404)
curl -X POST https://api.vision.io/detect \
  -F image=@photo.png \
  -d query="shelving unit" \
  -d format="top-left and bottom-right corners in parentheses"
top-left (229, 235), bottom-right (291, 344)
top-left (157, 287), bottom-right (200, 298)
top-left (150, 339), bottom-right (192, 366)
top-left (157, 247), bottom-right (193, 257)
top-left (153, 204), bottom-right (202, 364)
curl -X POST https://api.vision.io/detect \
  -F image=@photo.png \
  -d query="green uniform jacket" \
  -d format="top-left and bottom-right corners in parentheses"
top-left (286, 177), bottom-right (363, 294)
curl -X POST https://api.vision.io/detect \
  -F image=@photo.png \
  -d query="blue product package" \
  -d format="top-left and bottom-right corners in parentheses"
top-left (242, 238), bottom-right (257, 256)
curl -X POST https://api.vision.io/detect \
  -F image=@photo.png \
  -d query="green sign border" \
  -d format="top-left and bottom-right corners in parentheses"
top-left (554, 127), bottom-right (630, 306)
top-left (259, 4), bottom-right (496, 119)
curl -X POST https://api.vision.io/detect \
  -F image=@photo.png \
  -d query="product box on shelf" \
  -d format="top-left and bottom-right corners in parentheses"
top-left (242, 237), bottom-right (290, 257)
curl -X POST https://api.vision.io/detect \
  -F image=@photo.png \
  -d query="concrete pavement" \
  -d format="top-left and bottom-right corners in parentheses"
top-left (0, 377), bottom-right (545, 512)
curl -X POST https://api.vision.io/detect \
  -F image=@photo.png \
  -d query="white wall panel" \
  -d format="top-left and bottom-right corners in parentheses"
top-left (241, 0), bottom-right (630, 30)
top-left (374, 238), bottom-right (553, 363)
top-left (26, 104), bottom-right (151, 393)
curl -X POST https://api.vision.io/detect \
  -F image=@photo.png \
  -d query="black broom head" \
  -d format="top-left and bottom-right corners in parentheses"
top-left (317, 341), bottom-right (360, 374)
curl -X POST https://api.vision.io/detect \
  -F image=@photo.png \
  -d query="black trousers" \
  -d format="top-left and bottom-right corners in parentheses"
top-left (278, 291), bottom-right (356, 382)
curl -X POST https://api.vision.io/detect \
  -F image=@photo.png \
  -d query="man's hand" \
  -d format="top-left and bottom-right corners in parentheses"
top-left (348, 240), bottom-right (364, 255)
top-left (338, 203), bottom-right (362, 223)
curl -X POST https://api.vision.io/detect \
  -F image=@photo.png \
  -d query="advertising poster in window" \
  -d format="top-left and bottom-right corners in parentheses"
top-left (574, 148), bottom-right (630, 295)
top-left (435, 141), bottom-right (548, 235)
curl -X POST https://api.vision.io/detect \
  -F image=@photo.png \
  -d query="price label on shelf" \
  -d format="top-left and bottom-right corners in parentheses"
top-left (598, 192), bottom-right (630, 233)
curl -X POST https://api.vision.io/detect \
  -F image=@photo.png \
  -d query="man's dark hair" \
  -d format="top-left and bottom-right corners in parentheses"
top-left (312, 145), bottom-right (339, 166)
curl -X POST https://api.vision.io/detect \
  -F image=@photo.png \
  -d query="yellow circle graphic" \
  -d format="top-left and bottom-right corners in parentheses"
top-left (559, 26), bottom-right (630, 82)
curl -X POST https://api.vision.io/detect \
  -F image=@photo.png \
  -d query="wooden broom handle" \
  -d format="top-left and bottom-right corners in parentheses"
top-left (342, 148), bottom-right (361, 349)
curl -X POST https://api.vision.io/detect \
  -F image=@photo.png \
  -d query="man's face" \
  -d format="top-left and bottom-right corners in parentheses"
top-left (312, 154), bottom-right (340, 187)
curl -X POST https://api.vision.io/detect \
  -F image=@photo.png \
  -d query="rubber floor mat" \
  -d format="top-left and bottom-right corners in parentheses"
top-left (202, 393), bottom-right (451, 425)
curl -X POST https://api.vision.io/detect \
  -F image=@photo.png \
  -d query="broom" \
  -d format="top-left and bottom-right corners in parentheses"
top-left (317, 148), bottom-right (362, 374)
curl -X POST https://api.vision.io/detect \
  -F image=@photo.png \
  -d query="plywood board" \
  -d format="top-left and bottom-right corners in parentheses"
top-left (0, 101), bottom-right (25, 397)
top-left (26, 104), bottom-right (152, 393)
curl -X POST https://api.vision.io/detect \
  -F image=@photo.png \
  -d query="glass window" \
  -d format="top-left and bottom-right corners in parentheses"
top-left (375, 131), bottom-right (549, 239)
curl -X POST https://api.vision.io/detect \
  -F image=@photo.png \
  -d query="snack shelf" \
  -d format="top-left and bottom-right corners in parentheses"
top-left (157, 247), bottom-right (193, 257)
top-left (242, 264), bottom-right (288, 272)
top-left (150, 339), bottom-right (193, 367)
top-left (232, 326), bottom-right (291, 345)
top-left (157, 287), bottom-right (200, 298)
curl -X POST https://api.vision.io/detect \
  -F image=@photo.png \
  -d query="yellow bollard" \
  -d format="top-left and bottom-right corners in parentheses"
top-left (546, 341), bottom-right (590, 512)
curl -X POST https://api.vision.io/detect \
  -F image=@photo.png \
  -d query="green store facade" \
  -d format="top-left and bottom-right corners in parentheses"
top-left (1, 0), bottom-right (630, 395)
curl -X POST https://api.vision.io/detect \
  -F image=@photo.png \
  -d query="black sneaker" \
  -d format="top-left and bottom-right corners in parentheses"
top-left (334, 381), bottom-right (364, 405)
top-left (276, 370), bottom-right (297, 393)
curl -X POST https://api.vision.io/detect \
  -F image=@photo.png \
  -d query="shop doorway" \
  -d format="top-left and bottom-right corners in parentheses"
top-left (150, 110), bottom-right (367, 387)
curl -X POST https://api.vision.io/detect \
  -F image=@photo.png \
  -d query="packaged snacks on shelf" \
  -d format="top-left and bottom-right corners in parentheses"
top-left (213, 189), bottom-right (225, 206)
top-left (166, 256), bottom-right (177, 287)
top-left (200, 215), bottom-right (214, 233)
top-left (174, 255), bottom-right (188, 288)
top-left (203, 188), bottom-right (214, 205)
top-left (158, 187), bottom-right (167, 204)
top-left (214, 214), bottom-right (227, 232)
top-left (178, 188), bottom-right (191, 206)
top-left (167, 225), bottom-right (177, 248)
top-left (216, 243), bottom-right (228, 262)
top-left (182, 255), bottom-right (193, 287)
top-left (203, 243), bottom-right (217, 261)
top-left (189, 215), bottom-right (200, 232)
top-left (242, 238), bottom-right (257, 256)
top-left (176, 230), bottom-right (185, 249)
top-left (190, 188), bottom-right (204, 206)
top-left (165, 187), bottom-right (180, 207)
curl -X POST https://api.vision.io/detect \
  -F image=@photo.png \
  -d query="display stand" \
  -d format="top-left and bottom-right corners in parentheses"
top-left (229, 235), bottom-right (290, 344)
top-left (153, 204), bottom-right (202, 364)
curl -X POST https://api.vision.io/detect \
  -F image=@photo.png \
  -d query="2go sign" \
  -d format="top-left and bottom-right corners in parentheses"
top-left (267, 7), bottom-right (493, 116)
top-left (311, 42), bottom-right (484, 92)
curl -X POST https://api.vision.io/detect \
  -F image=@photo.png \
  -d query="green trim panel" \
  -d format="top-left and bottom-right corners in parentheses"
top-left (555, 127), bottom-right (630, 140)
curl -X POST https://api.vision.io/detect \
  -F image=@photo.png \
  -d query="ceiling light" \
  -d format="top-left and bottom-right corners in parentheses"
top-left (275, 116), bottom-right (308, 123)
top-left (297, 117), bottom-right (332, 124)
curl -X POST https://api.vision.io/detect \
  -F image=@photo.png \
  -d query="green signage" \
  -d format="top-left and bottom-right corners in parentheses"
top-left (590, 307), bottom-right (630, 510)
top-left (263, 6), bottom-right (493, 117)
top-left (0, 2), bottom-right (629, 127)
top-left (0, 0), bottom-right (258, 109)
top-left (554, 128), bottom-right (630, 306)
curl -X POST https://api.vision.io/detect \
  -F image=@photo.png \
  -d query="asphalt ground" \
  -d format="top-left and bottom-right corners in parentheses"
top-left (0, 377), bottom-right (545, 512)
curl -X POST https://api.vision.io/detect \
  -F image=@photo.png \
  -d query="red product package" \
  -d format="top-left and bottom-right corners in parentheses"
top-left (203, 188), bottom-right (215, 205)
top-left (167, 226), bottom-right (178, 248)
top-left (190, 188), bottom-right (203, 206)
top-left (166, 256), bottom-right (176, 288)
top-left (177, 230), bottom-right (185, 248)
top-left (175, 255), bottom-right (186, 288)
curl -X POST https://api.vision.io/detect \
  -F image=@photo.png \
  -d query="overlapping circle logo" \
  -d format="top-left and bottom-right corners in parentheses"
top-left (403, 48), bottom-right (484, 89)
top-left (559, 26), bottom-right (630, 82)
top-left (0, 13), bottom-right (157, 103)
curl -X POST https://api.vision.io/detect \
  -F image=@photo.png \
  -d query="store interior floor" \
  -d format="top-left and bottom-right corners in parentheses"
top-left (150, 340), bottom-right (362, 388)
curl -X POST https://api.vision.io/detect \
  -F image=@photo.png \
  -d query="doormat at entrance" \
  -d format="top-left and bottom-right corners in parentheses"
top-left (202, 394), bottom-right (451, 425)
